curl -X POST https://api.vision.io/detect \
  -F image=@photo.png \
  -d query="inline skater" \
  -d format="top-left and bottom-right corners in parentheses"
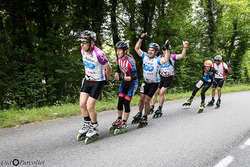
top-left (77, 30), bottom-right (112, 144)
top-left (207, 55), bottom-right (232, 108)
top-left (183, 60), bottom-right (222, 113)
top-left (150, 40), bottom-right (189, 118)
top-left (131, 32), bottom-right (170, 128)
top-left (109, 41), bottom-right (138, 135)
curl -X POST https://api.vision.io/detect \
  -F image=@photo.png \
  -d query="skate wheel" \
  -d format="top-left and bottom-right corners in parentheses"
top-left (114, 129), bottom-right (119, 135)
top-left (77, 134), bottom-right (85, 141)
top-left (137, 124), bottom-right (141, 128)
top-left (131, 120), bottom-right (134, 124)
top-left (85, 138), bottom-right (89, 144)
top-left (108, 126), bottom-right (113, 132)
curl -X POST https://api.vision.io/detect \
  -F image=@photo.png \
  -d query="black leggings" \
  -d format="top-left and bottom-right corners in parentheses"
top-left (117, 97), bottom-right (131, 113)
top-left (191, 81), bottom-right (212, 103)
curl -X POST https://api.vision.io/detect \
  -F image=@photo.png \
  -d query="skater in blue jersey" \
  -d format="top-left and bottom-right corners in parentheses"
top-left (109, 41), bottom-right (138, 135)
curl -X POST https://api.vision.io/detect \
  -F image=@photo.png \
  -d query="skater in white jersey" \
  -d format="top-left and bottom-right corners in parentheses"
top-left (207, 55), bottom-right (232, 108)
top-left (150, 40), bottom-right (189, 118)
top-left (77, 30), bottom-right (112, 144)
top-left (131, 32), bottom-right (170, 128)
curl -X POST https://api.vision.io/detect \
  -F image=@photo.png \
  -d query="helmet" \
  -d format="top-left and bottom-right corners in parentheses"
top-left (204, 60), bottom-right (213, 67)
top-left (80, 30), bottom-right (96, 41)
top-left (214, 55), bottom-right (222, 61)
top-left (148, 43), bottom-right (160, 52)
top-left (115, 41), bottom-right (129, 50)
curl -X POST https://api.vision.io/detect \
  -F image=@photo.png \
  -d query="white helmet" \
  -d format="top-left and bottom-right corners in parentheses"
top-left (214, 55), bottom-right (222, 61)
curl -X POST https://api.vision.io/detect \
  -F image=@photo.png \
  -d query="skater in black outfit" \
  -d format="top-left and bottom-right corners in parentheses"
top-left (183, 60), bottom-right (222, 113)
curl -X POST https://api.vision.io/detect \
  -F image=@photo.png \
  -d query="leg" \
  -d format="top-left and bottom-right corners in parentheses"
top-left (159, 87), bottom-right (168, 106)
top-left (144, 95), bottom-right (152, 116)
top-left (80, 92), bottom-right (89, 117)
top-left (86, 97), bottom-right (97, 123)
top-left (123, 99), bottom-right (131, 121)
top-left (217, 87), bottom-right (222, 99)
top-left (117, 96), bottom-right (125, 118)
top-left (151, 88), bottom-right (160, 106)
top-left (212, 87), bottom-right (216, 98)
top-left (139, 94), bottom-right (146, 113)
top-left (201, 82), bottom-right (212, 104)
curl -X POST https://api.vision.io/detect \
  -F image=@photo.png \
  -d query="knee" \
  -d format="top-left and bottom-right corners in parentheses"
top-left (145, 96), bottom-right (151, 104)
top-left (87, 103), bottom-right (95, 112)
top-left (80, 102), bottom-right (87, 109)
top-left (217, 87), bottom-right (221, 91)
top-left (124, 100), bottom-right (131, 113)
top-left (160, 90), bottom-right (166, 97)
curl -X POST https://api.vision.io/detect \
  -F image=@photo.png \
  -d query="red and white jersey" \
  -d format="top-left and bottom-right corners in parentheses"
top-left (212, 62), bottom-right (228, 79)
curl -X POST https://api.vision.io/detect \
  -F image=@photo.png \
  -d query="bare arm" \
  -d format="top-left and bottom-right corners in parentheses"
top-left (176, 41), bottom-right (189, 59)
top-left (134, 32), bottom-right (147, 56)
top-left (160, 50), bottom-right (170, 65)
top-left (104, 64), bottom-right (112, 81)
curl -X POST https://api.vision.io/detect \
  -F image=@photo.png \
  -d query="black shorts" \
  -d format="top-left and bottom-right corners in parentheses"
top-left (159, 75), bottom-right (174, 89)
top-left (81, 79), bottom-right (105, 99)
top-left (140, 82), bottom-right (159, 98)
top-left (213, 78), bottom-right (225, 88)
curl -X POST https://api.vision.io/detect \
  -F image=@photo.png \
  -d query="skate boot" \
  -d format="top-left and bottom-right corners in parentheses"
top-left (137, 116), bottom-right (148, 128)
top-left (77, 120), bottom-right (90, 141)
top-left (207, 99), bottom-right (214, 106)
top-left (152, 107), bottom-right (163, 118)
top-left (131, 112), bottom-right (142, 124)
top-left (215, 100), bottom-right (221, 109)
top-left (197, 103), bottom-right (205, 113)
top-left (114, 121), bottom-right (129, 135)
top-left (183, 98), bottom-right (193, 106)
top-left (85, 123), bottom-right (100, 144)
top-left (149, 105), bottom-right (154, 115)
top-left (109, 118), bottom-right (121, 132)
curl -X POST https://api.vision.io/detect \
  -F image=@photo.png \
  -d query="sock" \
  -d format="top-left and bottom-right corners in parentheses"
top-left (84, 116), bottom-right (91, 121)
top-left (159, 106), bottom-right (162, 109)
top-left (212, 97), bottom-right (215, 100)
top-left (151, 105), bottom-right (154, 109)
top-left (118, 117), bottom-right (122, 120)
top-left (123, 120), bottom-right (127, 123)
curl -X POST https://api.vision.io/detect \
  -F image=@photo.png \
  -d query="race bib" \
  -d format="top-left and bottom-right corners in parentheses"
top-left (196, 80), bottom-right (204, 88)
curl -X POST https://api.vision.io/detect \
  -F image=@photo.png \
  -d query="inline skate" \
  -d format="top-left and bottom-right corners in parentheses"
top-left (77, 120), bottom-right (90, 141)
top-left (85, 123), bottom-right (100, 144)
top-left (131, 112), bottom-right (142, 124)
top-left (114, 121), bottom-right (129, 135)
top-left (152, 107), bottom-right (162, 118)
top-left (137, 116), bottom-right (148, 128)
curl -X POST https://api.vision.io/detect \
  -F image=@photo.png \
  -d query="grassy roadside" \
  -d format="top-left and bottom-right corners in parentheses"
top-left (0, 84), bottom-right (249, 129)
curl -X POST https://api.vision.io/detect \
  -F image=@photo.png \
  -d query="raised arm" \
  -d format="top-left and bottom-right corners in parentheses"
top-left (134, 32), bottom-right (147, 56)
top-left (176, 41), bottom-right (189, 59)
top-left (160, 49), bottom-right (170, 65)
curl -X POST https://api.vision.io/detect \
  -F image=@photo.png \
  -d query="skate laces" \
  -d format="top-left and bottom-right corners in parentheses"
top-left (118, 121), bottom-right (126, 128)
top-left (82, 121), bottom-right (90, 129)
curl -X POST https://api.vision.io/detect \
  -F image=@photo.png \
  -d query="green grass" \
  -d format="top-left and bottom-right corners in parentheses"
top-left (0, 83), bottom-right (249, 129)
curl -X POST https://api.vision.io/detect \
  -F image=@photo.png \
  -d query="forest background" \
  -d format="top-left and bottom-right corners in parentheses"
top-left (0, 0), bottom-right (249, 110)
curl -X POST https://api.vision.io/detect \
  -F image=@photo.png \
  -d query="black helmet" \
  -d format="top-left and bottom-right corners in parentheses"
top-left (80, 30), bottom-right (96, 41)
top-left (148, 43), bottom-right (160, 52)
top-left (115, 41), bottom-right (129, 50)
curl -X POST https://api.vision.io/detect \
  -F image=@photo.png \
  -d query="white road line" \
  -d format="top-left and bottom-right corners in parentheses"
top-left (244, 138), bottom-right (250, 146)
top-left (214, 155), bottom-right (234, 167)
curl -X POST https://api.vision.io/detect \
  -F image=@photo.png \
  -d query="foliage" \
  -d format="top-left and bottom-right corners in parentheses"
top-left (0, 0), bottom-right (249, 110)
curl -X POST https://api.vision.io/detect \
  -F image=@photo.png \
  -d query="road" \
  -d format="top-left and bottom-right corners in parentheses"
top-left (1, 91), bottom-right (250, 167)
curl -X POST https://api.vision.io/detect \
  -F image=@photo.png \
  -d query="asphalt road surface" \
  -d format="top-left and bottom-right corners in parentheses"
top-left (1, 91), bottom-right (250, 167)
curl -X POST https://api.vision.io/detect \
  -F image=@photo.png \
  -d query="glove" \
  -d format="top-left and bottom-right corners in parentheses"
top-left (162, 40), bottom-right (171, 50)
top-left (119, 74), bottom-right (124, 81)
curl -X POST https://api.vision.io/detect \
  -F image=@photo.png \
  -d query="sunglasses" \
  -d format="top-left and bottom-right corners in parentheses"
top-left (81, 41), bottom-right (89, 44)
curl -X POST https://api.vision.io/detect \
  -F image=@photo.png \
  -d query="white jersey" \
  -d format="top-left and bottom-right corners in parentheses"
top-left (159, 54), bottom-right (177, 77)
top-left (212, 62), bottom-right (228, 79)
top-left (81, 46), bottom-right (109, 81)
top-left (140, 52), bottom-right (162, 83)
